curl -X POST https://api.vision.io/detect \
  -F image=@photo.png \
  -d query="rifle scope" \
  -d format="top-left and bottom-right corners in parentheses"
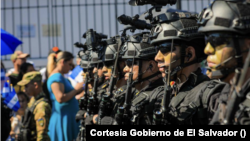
top-left (117, 14), bottom-right (152, 30)
top-left (129, 0), bottom-right (177, 6)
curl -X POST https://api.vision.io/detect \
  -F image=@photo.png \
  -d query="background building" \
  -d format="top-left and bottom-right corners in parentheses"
top-left (1, 0), bottom-right (213, 71)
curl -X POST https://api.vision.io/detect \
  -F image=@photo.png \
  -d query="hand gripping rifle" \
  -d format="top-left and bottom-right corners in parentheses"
top-left (88, 62), bottom-right (99, 116)
top-left (97, 36), bottom-right (123, 125)
top-left (222, 49), bottom-right (250, 125)
top-left (153, 39), bottom-right (174, 125)
top-left (114, 27), bottom-right (135, 125)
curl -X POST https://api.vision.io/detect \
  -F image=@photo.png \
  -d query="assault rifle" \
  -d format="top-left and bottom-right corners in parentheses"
top-left (81, 70), bottom-right (89, 110)
top-left (120, 49), bottom-right (136, 125)
top-left (97, 36), bottom-right (123, 125)
top-left (86, 62), bottom-right (99, 117)
top-left (222, 49), bottom-right (250, 125)
top-left (153, 39), bottom-right (174, 125)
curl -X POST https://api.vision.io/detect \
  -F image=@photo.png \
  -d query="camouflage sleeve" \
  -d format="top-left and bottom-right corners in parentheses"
top-left (33, 101), bottom-right (51, 141)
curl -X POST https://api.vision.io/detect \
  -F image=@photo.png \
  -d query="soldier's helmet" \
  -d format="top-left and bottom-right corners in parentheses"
top-left (103, 36), bottom-right (120, 63)
top-left (197, 0), bottom-right (250, 75)
top-left (121, 32), bottom-right (159, 84)
top-left (79, 50), bottom-right (93, 70)
top-left (198, 0), bottom-right (250, 35)
top-left (121, 32), bottom-right (157, 60)
top-left (150, 10), bottom-right (207, 67)
top-left (150, 11), bottom-right (204, 44)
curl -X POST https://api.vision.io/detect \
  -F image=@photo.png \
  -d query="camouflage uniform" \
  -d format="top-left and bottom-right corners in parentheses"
top-left (26, 92), bottom-right (51, 141)
top-left (17, 71), bottom-right (51, 141)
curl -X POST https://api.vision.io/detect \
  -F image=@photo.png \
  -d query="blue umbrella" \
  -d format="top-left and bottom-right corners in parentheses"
top-left (1, 28), bottom-right (22, 56)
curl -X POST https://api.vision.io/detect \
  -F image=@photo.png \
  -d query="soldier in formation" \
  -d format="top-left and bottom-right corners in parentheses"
top-left (72, 0), bottom-right (250, 140)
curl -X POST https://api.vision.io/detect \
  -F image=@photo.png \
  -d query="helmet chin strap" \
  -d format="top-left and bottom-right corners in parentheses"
top-left (208, 56), bottom-right (236, 79)
top-left (208, 48), bottom-right (249, 80)
top-left (132, 62), bottom-right (161, 85)
top-left (164, 58), bottom-right (198, 82)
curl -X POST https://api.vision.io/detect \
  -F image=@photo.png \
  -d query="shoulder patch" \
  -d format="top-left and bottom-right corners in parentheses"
top-left (38, 118), bottom-right (44, 127)
top-left (136, 91), bottom-right (140, 96)
top-left (102, 84), bottom-right (107, 88)
top-left (118, 88), bottom-right (124, 92)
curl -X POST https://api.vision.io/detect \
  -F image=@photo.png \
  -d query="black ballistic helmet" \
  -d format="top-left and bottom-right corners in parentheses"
top-left (150, 11), bottom-right (204, 44)
top-left (121, 32), bottom-right (159, 84)
top-left (198, 0), bottom-right (250, 35)
top-left (121, 32), bottom-right (157, 60)
top-left (198, 0), bottom-right (250, 78)
top-left (104, 36), bottom-right (119, 63)
top-left (150, 10), bottom-right (207, 73)
top-left (79, 50), bottom-right (93, 70)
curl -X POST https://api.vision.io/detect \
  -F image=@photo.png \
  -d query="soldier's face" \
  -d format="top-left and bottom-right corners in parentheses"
top-left (93, 65), bottom-right (104, 79)
top-left (155, 44), bottom-right (181, 78)
top-left (25, 82), bottom-right (35, 96)
top-left (204, 33), bottom-right (237, 78)
top-left (117, 60), bottom-right (126, 75)
top-left (17, 95), bottom-right (28, 112)
top-left (123, 59), bottom-right (139, 81)
top-left (102, 65), bottom-right (112, 80)
top-left (15, 57), bottom-right (26, 66)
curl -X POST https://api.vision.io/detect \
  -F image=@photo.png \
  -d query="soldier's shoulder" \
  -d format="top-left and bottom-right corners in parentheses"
top-left (28, 97), bottom-right (36, 108)
top-left (35, 98), bottom-right (51, 111)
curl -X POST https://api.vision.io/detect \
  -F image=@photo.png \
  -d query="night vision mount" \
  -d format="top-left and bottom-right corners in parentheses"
top-left (118, 0), bottom-right (179, 33)
top-left (83, 29), bottom-right (108, 52)
top-left (128, 0), bottom-right (177, 6)
top-left (128, 0), bottom-right (177, 22)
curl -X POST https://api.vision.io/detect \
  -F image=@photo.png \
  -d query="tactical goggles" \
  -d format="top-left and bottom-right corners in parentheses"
top-left (125, 59), bottom-right (138, 67)
top-left (155, 42), bottom-right (177, 54)
top-left (205, 33), bottom-right (234, 48)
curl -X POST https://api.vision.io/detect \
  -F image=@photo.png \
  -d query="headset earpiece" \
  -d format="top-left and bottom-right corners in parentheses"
top-left (149, 64), bottom-right (153, 68)
top-left (186, 53), bottom-right (192, 61)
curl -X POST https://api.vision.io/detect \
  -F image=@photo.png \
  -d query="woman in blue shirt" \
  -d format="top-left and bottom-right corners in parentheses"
top-left (47, 51), bottom-right (84, 141)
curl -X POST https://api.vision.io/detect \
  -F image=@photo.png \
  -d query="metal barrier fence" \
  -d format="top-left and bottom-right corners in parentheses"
top-left (1, 0), bottom-right (213, 70)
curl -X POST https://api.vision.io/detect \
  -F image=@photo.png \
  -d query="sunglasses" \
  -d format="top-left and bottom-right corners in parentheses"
top-left (125, 59), bottom-right (138, 67)
top-left (155, 42), bottom-right (177, 54)
top-left (205, 33), bottom-right (233, 48)
top-left (90, 63), bottom-right (97, 68)
top-left (103, 61), bottom-right (114, 67)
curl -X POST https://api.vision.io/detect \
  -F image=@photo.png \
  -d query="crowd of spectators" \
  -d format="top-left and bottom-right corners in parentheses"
top-left (1, 47), bottom-right (84, 141)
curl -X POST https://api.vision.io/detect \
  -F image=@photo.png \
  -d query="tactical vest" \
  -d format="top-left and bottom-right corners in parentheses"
top-left (100, 85), bottom-right (130, 125)
top-left (168, 80), bottom-right (226, 125)
top-left (20, 96), bottom-right (48, 141)
top-left (130, 86), bottom-right (165, 125)
top-left (235, 92), bottom-right (250, 125)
